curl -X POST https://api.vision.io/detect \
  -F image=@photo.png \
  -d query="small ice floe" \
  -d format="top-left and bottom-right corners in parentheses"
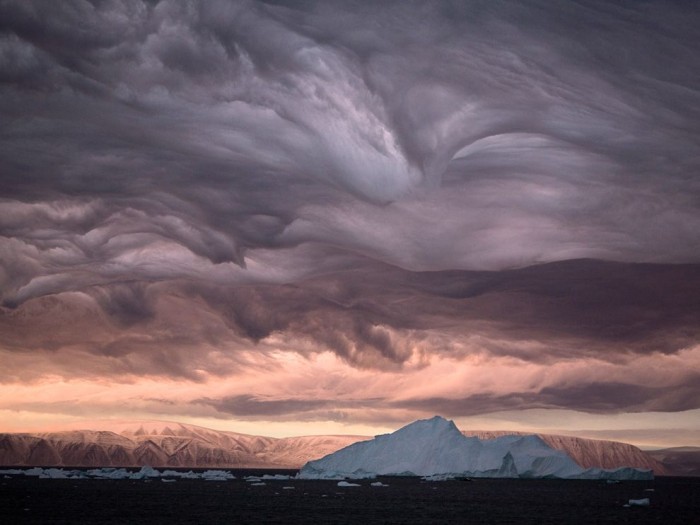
top-left (260, 474), bottom-right (292, 480)
top-left (202, 470), bottom-right (235, 481)
top-left (250, 482), bottom-right (266, 486)
top-left (337, 481), bottom-right (360, 487)
top-left (0, 469), bottom-right (23, 476)
top-left (246, 474), bottom-right (291, 483)
top-left (644, 488), bottom-right (655, 492)
top-left (91, 468), bottom-right (131, 480)
top-left (282, 486), bottom-right (295, 490)
top-left (370, 481), bottom-right (388, 487)
top-left (126, 466), bottom-right (160, 480)
top-left (627, 498), bottom-right (650, 507)
top-left (161, 479), bottom-right (176, 483)
top-left (605, 479), bottom-right (620, 484)
top-left (38, 468), bottom-right (69, 479)
top-left (422, 474), bottom-right (455, 482)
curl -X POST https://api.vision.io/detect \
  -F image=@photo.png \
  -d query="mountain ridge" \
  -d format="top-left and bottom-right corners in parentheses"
top-left (0, 418), bottom-right (675, 475)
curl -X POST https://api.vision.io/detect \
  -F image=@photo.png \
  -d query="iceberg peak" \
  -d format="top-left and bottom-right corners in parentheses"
top-left (385, 416), bottom-right (460, 440)
top-left (298, 416), bottom-right (653, 480)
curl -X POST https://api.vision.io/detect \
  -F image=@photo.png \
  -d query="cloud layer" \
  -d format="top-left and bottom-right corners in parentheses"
top-left (1, 1), bottom-right (699, 431)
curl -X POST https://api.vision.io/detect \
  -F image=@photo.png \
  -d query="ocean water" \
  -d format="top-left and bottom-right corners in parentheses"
top-left (1, 469), bottom-right (697, 524)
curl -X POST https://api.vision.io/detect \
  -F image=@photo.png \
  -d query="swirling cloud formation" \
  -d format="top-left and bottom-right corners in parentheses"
top-left (1, 0), bottom-right (699, 433)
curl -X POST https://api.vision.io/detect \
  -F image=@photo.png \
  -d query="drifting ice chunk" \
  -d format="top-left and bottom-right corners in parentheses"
top-left (201, 470), bottom-right (235, 481)
top-left (87, 468), bottom-right (131, 479)
top-left (337, 481), bottom-right (360, 487)
top-left (628, 498), bottom-right (650, 506)
top-left (422, 474), bottom-right (456, 481)
top-left (128, 466), bottom-right (160, 479)
top-left (39, 468), bottom-right (70, 479)
top-left (261, 474), bottom-right (292, 480)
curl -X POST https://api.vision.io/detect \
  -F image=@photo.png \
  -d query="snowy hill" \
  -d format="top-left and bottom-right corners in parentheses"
top-left (647, 447), bottom-right (700, 477)
top-left (0, 421), bottom-right (367, 469)
top-left (0, 418), bottom-right (668, 475)
top-left (299, 417), bottom-right (653, 480)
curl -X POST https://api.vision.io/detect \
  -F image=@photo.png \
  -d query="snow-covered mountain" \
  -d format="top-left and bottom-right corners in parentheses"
top-left (0, 417), bottom-right (669, 475)
top-left (299, 416), bottom-right (653, 480)
top-left (0, 420), bottom-right (367, 469)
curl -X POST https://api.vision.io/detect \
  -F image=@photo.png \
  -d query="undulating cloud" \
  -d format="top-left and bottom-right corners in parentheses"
top-left (1, 0), bottom-right (699, 437)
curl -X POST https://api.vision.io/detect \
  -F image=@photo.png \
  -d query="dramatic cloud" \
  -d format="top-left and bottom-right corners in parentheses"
top-left (1, 0), bottom-right (699, 439)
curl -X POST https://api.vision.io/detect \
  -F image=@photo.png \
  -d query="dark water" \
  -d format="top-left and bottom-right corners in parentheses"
top-left (1, 470), bottom-right (698, 524)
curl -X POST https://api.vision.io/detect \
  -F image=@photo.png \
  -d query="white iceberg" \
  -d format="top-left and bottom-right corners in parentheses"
top-left (298, 416), bottom-right (653, 481)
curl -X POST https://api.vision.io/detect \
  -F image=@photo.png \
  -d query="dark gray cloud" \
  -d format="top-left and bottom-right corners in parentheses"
top-left (393, 375), bottom-right (700, 416)
top-left (199, 394), bottom-right (382, 419)
top-left (1, 1), bottom-right (699, 416)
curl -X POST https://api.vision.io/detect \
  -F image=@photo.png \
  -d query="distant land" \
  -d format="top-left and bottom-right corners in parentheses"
top-left (0, 420), bottom-right (696, 476)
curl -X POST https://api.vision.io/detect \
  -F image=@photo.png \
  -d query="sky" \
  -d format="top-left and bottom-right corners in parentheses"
top-left (0, 0), bottom-right (699, 448)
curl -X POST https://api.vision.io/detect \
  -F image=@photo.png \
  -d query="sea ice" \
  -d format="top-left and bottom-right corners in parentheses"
top-left (202, 470), bottom-right (235, 481)
top-left (127, 466), bottom-right (160, 479)
top-left (628, 498), bottom-right (650, 506)
top-left (0, 466), bottom-right (238, 481)
top-left (87, 468), bottom-right (131, 479)
top-left (337, 481), bottom-right (361, 487)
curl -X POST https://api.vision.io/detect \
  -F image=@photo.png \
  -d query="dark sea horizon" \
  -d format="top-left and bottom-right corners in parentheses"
top-left (1, 468), bottom-right (698, 524)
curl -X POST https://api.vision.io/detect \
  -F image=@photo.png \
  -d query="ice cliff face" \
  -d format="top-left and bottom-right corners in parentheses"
top-left (298, 416), bottom-right (653, 480)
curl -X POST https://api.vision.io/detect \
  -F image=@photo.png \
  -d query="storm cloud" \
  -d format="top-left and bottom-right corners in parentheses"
top-left (1, 0), bottom-right (699, 426)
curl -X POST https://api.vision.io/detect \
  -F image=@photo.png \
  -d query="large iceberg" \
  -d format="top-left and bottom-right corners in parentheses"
top-left (298, 416), bottom-right (652, 480)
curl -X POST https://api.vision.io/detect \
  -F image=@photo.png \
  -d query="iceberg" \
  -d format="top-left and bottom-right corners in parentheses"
top-left (298, 416), bottom-right (653, 480)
